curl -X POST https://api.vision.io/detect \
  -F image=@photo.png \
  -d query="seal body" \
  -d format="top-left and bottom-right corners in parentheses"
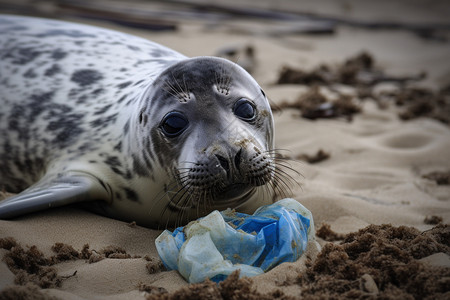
top-left (0, 15), bottom-right (276, 227)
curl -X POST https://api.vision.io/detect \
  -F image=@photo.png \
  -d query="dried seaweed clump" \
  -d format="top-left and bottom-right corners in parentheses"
top-left (277, 52), bottom-right (421, 87)
top-left (139, 283), bottom-right (168, 296)
top-left (0, 238), bottom-right (61, 288)
top-left (278, 86), bottom-right (361, 120)
top-left (393, 86), bottom-right (450, 124)
top-left (51, 243), bottom-right (80, 262)
top-left (100, 245), bottom-right (132, 259)
top-left (81, 244), bottom-right (141, 262)
top-left (275, 52), bottom-right (450, 126)
top-left (145, 256), bottom-right (166, 274)
top-left (424, 215), bottom-right (443, 225)
top-left (316, 223), bottom-right (346, 241)
top-left (0, 283), bottom-right (59, 300)
top-left (277, 51), bottom-right (425, 88)
top-left (146, 270), bottom-right (295, 300)
top-left (296, 149), bottom-right (330, 164)
top-left (422, 170), bottom-right (450, 185)
top-left (300, 224), bottom-right (450, 299)
top-left (0, 240), bottom-right (104, 289)
top-left (0, 239), bottom-right (145, 290)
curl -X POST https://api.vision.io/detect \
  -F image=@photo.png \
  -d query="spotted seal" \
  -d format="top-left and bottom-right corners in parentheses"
top-left (0, 15), bottom-right (287, 228)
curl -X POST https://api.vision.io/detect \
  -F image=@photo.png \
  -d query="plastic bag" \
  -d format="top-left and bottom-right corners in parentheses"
top-left (155, 198), bottom-right (315, 283)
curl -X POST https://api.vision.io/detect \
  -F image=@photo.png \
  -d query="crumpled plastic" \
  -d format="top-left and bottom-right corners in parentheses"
top-left (155, 198), bottom-right (315, 283)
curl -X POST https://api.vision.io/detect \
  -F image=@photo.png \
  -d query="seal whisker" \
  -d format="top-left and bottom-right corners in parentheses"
top-left (215, 62), bottom-right (233, 95)
top-left (162, 205), bottom-right (174, 230)
top-left (274, 162), bottom-right (302, 185)
top-left (195, 192), bottom-right (203, 220)
top-left (215, 68), bottom-right (225, 94)
top-left (162, 76), bottom-right (184, 98)
top-left (150, 178), bottom-right (179, 205)
top-left (267, 175), bottom-right (288, 199)
top-left (274, 161), bottom-right (304, 190)
top-left (182, 74), bottom-right (190, 100)
top-left (272, 169), bottom-right (296, 198)
top-left (174, 191), bottom-right (191, 228)
top-left (178, 186), bottom-right (210, 227)
top-left (170, 72), bottom-right (189, 101)
top-left (262, 180), bottom-right (275, 203)
top-left (165, 184), bottom-right (195, 229)
top-left (164, 74), bottom-right (189, 102)
top-left (193, 189), bottom-right (207, 220)
top-left (149, 179), bottom-right (186, 225)
top-left (264, 149), bottom-right (304, 178)
top-left (203, 190), bottom-right (213, 216)
top-left (201, 189), bottom-right (214, 215)
top-left (162, 86), bottom-right (180, 100)
top-left (169, 72), bottom-right (181, 92)
top-left (169, 181), bottom-right (193, 208)
top-left (156, 183), bottom-right (192, 229)
top-left (273, 162), bottom-right (299, 185)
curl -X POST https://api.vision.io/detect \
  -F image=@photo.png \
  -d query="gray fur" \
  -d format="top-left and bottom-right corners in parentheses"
top-left (0, 15), bottom-right (276, 228)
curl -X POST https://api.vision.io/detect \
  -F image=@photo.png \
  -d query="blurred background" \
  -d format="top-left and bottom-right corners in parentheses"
top-left (1, 0), bottom-right (449, 87)
top-left (1, 0), bottom-right (449, 124)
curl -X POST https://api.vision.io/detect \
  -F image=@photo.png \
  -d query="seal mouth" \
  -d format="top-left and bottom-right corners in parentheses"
top-left (167, 182), bottom-right (255, 212)
top-left (212, 186), bottom-right (256, 209)
top-left (215, 183), bottom-right (251, 201)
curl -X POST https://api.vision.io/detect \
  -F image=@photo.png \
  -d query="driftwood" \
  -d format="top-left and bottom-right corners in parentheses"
top-left (1, 0), bottom-right (449, 39)
top-left (58, 0), bottom-right (335, 35)
top-left (57, 0), bottom-right (178, 31)
top-left (0, 0), bottom-right (178, 31)
top-left (169, 0), bottom-right (450, 40)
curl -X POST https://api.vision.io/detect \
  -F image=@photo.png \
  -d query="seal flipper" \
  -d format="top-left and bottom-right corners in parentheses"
top-left (0, 172), bottom-right (111, 219)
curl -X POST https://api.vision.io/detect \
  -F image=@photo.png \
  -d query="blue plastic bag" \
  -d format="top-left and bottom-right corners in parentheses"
top-left (155, 198), bottom-right (315, 283)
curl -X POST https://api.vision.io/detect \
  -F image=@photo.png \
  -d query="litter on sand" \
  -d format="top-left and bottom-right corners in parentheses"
top-left (155, 198), bottom-right (315, 283)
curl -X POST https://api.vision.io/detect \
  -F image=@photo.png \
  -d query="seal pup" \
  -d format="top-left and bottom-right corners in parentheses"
top-left (0, 15), bottom-right (290, 228)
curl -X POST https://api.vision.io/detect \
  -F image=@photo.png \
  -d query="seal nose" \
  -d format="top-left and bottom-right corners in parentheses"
top-left (215, 148), bottom-right (242, 175)
top-left (234, 148), bottom-right (242, 171)
top-left (215, 154), bottom-right (229, 173)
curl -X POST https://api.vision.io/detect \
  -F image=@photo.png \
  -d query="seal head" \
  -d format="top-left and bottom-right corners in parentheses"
top-left (125, 57), bottom-right (275, 226)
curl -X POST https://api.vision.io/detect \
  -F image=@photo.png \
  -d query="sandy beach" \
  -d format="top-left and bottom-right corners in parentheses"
top-left (0, 1), bottom-right (449, 299)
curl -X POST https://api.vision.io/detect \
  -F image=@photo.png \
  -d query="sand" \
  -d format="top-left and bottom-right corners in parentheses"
top-left (1, 1), bottom-right (449, 299)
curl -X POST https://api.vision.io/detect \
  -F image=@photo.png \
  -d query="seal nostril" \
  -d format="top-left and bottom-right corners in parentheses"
top-left (215, 155), bottom-right (229, 172)
top-left (234, 149), bottom-right (242, 171)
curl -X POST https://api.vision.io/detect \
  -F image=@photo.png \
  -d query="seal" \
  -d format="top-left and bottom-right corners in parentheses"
top-left (0, 15), bottom-right (284, 228)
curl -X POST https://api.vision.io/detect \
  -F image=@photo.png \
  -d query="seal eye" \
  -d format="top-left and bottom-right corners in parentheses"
top-left (233, 99), bottom-right (256, 121)
top-left (161, 112), bottom-right (188, 137)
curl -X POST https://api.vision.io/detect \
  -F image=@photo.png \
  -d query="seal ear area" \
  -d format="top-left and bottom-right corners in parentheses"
top-left (138, 109), bottom-right (149, 127)
top-left (260, 88), bottom-right (266, 98)
top-left (0, 172), bottom-right (111, 219)
top-left (159, 111), bottom-right (189, 138)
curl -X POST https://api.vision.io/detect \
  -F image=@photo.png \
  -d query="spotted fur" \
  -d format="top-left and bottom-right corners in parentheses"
top-left (0, 15), bottom-right (278, 228)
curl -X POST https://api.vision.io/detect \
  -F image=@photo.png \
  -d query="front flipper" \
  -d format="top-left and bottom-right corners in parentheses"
top-left (0, 172), bottom-right (111, 219)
